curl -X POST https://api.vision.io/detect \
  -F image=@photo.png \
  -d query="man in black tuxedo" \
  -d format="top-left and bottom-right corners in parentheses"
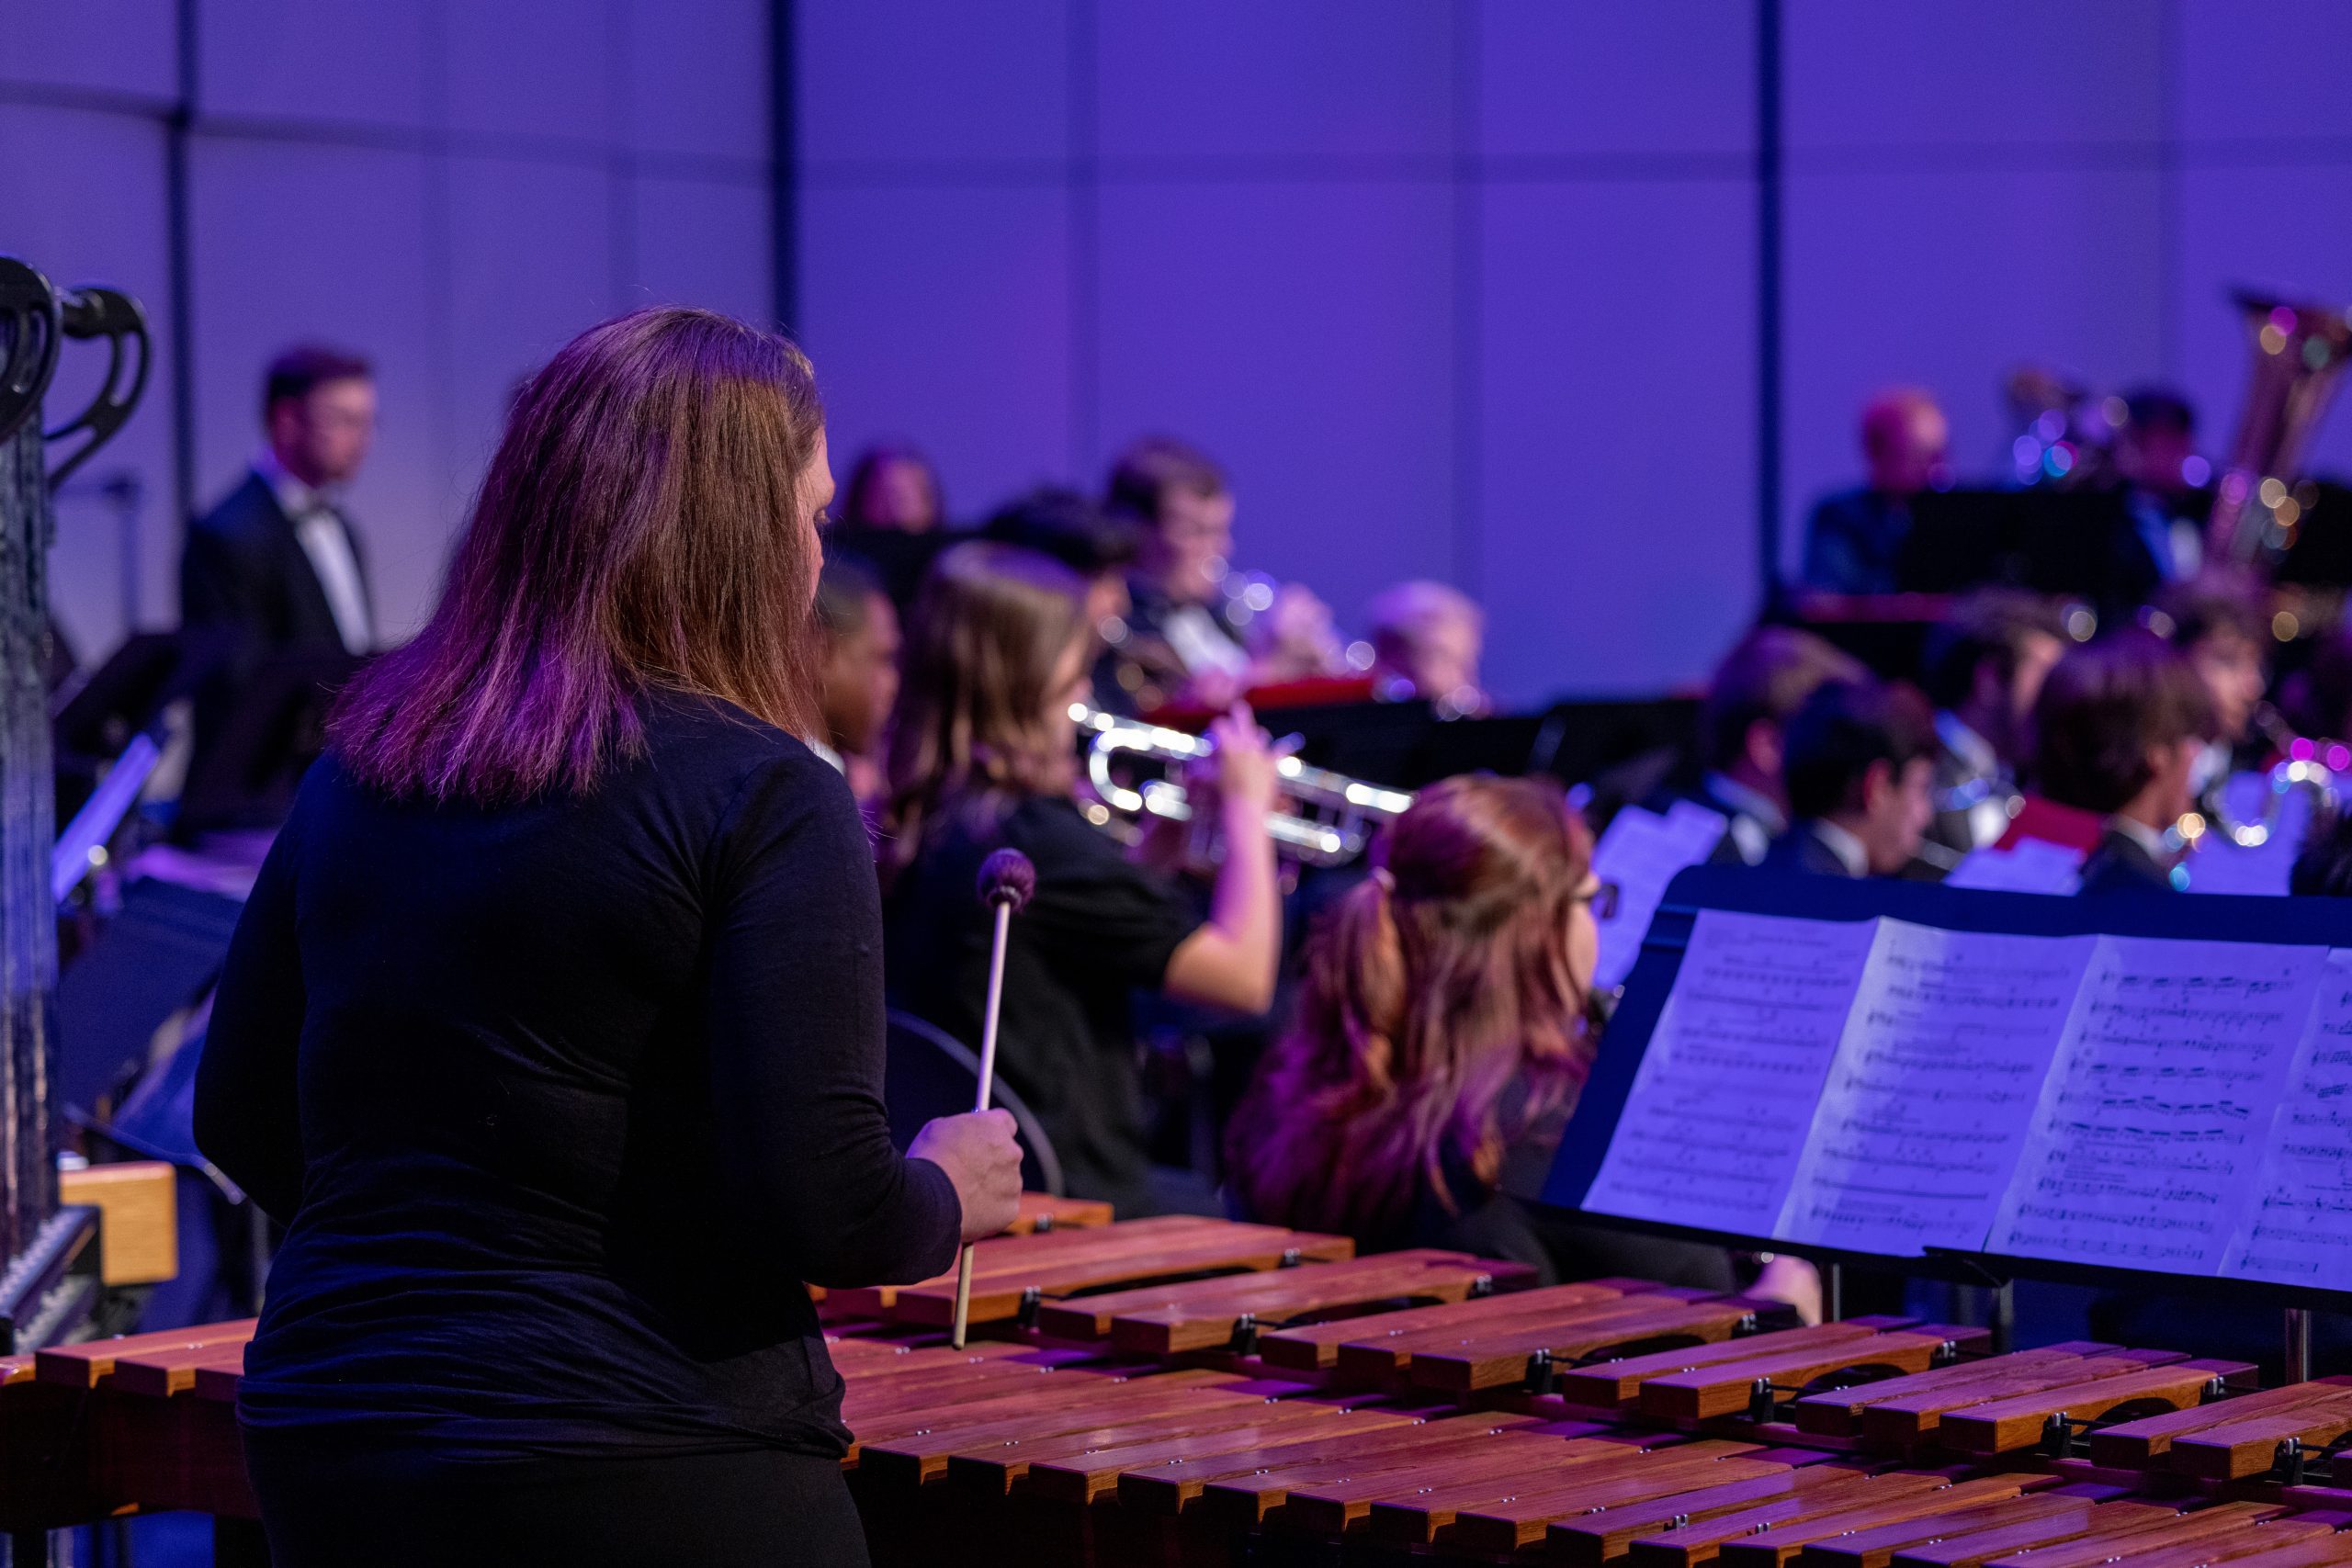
top-left (1760, 678), bottom-right (1939, 879)
top-left (2031, 629), bottom-right (2212, 896)
top-left (181, 345), bottom-right (378, 763)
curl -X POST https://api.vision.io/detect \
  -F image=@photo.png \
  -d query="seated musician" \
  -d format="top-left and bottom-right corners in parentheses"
top-left (2149, 570), bottom-right (2271, 790)
top-left (1100, 435), bottom-right (1339, 711)
top-left (2030, 628), bottom-right (2213, 895)
top-left (2104, 388), bottom-right (2207, 600)
top-left (1760, 679), bottom-right (1939, 878)
top-left (1363, 579), bottom-right (1487, 716)
top-left (880, 541), bottom-right (1283, 1217)
top-left (1226, 774), bottom-right (1819, 1317)
top-left (810, 552), bottom-right (900, 807)
top-left (1919, 589), bottom-right (2070, 852)
top-left (825, 442), bottom-right (952, 608)
top-left (1669, 626), bottom-right (1865, 864)
top-left (1798, 387), bottom-right (1950, 594)
top-left (980, 483), bottom-right (1141, 649)
top-left (192, 309), bottom-right (1021, 1565)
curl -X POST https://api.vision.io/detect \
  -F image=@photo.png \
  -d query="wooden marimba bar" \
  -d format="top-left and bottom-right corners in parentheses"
top-left (17, 1215), bottom-right (2352, 1568)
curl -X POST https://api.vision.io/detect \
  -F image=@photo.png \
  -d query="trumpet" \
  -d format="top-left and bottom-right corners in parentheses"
top-left (1072, 705), bottom-right (1413, 866)
top-left (2189, 705), bottom-right (2348, 850)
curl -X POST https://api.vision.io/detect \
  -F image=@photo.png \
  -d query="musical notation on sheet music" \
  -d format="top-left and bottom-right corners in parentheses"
top-left (1581, 909), bottom-right (1878, 1239)
top-left (2225, 949), bottom-right (2352, 1291)
top-left (1988, 935), bottom-right (2325, 1273)
top-left (1779, 922), bottom-right (2094, 1257)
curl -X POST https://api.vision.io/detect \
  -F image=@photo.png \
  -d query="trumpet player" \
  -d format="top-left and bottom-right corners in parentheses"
top-left (879, 542), bottom-right (1282, 1218)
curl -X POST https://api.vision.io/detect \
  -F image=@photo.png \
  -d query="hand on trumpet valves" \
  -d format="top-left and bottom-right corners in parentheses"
top-left (910, 1108), bottom-right (1023, 1243)
top-left (1204, 705), bottom-right (1281, 820)
top-left (1247, 582), bottom-right (1345, 681)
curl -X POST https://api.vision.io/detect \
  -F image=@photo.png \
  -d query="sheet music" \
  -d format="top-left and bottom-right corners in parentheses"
top-left (1581, 909), bottom-right (1879, 1239)
top-left (1590, 801), bottom-right (1728, 991)
top-left (1778, 922), bottom-right (2095, 1256)
top-left (1988, 934), bottom-right (2326, 1273)
top-left (2223, 950), bottom-right (2352, 1290)
top-left (1943, 837), bottom-right (2084, 896)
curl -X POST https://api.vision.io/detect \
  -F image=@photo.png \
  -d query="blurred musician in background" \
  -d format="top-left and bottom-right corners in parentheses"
top-left (880, 542), bottom-right (1283, 1217)
top-left (1363, 579), bottom-right (1487, 716)
top-left (182, 345), bottom-right (379, 761)
top-left (2106, 388), bottom-right (2206, 596)
top-left (810, 553), bottom-right (900, 807)
top-left (826, 443), bottom-right (950, 608)
top-left (1679, 626), bottom-right (1866, 864)
top-left (1761, 679), bottom-right (1939, 878)
top-left (2032, 629), bottom-right (2214, 895)
top-left (1799, 387), bottom-right (1951, 594)
top-left (1101, 435), bottom-right (1340, 711)
top-left (193, 310), bottom-right (1020, 1566)
top-left (1919, 590), bottom-right (2070, 852)
top-left (2149, 570), bottom-right (2271, 779)
top-left (980, 484), bottom-right (1142, 652)
top-left (1227, 774), bottom-right (1820, 1318)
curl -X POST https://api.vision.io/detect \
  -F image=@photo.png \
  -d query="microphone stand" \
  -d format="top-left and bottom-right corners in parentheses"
top-left (949, 894), bottom-right (1016, 1349)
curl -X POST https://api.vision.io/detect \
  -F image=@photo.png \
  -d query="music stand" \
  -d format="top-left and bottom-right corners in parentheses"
top-left (174, 651), bottom-right (360, 837)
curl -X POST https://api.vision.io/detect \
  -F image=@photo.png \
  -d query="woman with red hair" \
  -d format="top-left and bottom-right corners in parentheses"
top-left (1228, 774), bottom-right (1818, 1314)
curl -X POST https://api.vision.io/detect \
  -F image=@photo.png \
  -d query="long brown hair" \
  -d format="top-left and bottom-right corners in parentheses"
top-left (330, 308), bottom-right (826, 802)
top-left (1228, 774), bottom-right (1597, 1239)
top-left (879, 542), bottom-right (1089, 877)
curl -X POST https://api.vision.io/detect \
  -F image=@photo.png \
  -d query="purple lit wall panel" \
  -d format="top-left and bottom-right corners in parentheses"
top-left (1479, 179), bottom-right (1756, 702)
top-left (3, 0), bottom-right (175, 105)
top-left (625, 0), bottom-right (769, 164)
top-left (446, 0), bottom-right (617, 146)
top-left (447, 156), bottom-right (617, 508)
top-left (627, 175), bottom-right (772, 325)
top-left (2178, 0), bottom-right (2352, 144)
top-left (1783, 0), bottom-right (2164, 154)
top-left (1096, 178), bottom-right (1455, 641)
top-left (1093, 2), bottom-right (1453, 165)
top-left (1476, 0), bottom-right (1754, 161)
top-left (1781, 165), bottom-right (2166, 576)
top-left (198, 0), bottom-right (434, 130)
top-left (797, 0), bottom-right (1069, 166)
top-left (188, 140), bottom-right (449, 639)
top-left (0, 104), bottom-right (178, 655)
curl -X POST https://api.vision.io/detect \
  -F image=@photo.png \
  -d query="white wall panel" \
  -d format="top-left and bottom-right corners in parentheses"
top-left (626, 0), bottom-right (767, 164)
top-left (5, 0), bottom-right (175, 105)
top-left (446, 0), bottom-right (616, 146)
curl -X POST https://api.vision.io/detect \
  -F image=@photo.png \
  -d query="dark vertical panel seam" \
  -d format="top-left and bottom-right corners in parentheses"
top-left (164, 0), bottom-right (200, 535)
top-left (1755, 0), bottom-right (1783, 605)
top-left (769, 0), bottom-right (797, 330)
top-left (1069, 0), bottom-right (1099, 477)
top-left (1450, 0), bottom-right (1482, 597)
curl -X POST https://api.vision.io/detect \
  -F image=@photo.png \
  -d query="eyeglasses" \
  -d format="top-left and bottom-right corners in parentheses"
top-left (1574, 880), bottom-right (1621, 921)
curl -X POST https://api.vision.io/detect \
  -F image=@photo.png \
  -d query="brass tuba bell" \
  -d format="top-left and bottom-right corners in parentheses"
top-left (2208, 289), bottom-right (2352, 570)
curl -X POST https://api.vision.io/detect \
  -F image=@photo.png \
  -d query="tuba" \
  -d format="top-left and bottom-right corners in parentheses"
top-left (2207, 290), bottom-right (2352, 570)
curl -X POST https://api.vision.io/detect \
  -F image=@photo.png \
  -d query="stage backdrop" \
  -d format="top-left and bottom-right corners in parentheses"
top-left (4, 0), bottom-right (775, 660)
top-left (797, 0), bottom-right (2352, 706)
top-left (11, 2), bottom-right (2352, 707)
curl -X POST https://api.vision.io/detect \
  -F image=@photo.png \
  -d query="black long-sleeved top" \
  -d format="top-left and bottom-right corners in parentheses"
top-left (194, 690), bottom-right (959, 1460)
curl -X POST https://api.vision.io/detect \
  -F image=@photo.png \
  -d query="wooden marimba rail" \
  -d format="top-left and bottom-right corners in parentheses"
top-left (11, 1215), bottom-right (2352, 1568)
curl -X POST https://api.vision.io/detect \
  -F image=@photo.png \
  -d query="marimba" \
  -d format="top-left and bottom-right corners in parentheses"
top-left (17, 1215), bottom-right (2352, 1568)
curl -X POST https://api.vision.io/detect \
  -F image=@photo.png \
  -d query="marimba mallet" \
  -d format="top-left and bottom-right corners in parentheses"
top-left (951, 847), bottom-right (1035, 1350)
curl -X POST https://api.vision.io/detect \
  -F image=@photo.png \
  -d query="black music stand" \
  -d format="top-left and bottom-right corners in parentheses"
top-left (174, 650), bottom-right (360, 837)
top-left (1541, 864), bottom-right (2352, 1374)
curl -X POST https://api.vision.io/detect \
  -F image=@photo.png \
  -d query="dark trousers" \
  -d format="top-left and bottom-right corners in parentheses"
top-left (243, 1429), bottom-right (870, 1567)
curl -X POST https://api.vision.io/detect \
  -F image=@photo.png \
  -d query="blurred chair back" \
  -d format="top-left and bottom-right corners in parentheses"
top-left (884, 1010), bottom-right (1064, 1196)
